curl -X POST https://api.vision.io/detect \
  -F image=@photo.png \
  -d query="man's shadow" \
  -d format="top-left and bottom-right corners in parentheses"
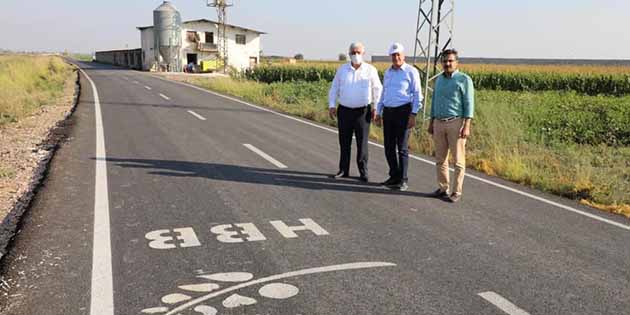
top-left (101, 157), bottom-right (434, 197)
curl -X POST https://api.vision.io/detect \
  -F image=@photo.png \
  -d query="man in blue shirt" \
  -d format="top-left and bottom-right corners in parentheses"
top-left (375, 43), bottom-right (423, 191)
top-left (427, 49), bottom-right (475, 203)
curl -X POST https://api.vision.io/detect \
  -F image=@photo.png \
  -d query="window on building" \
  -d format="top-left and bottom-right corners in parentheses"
top-left (205, 32), bottom-right (214, 44)
top-left (235, 34), bottom-right (246, 45)
top-left (187, 31), bottom-right (199, 42)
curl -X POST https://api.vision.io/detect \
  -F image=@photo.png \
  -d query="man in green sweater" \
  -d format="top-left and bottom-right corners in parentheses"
top-left (427, 49), bottom-right (475, 203)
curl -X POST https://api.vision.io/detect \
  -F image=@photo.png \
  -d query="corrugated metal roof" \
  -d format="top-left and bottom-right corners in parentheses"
top-left (137, 19), bottom-right (266, 34)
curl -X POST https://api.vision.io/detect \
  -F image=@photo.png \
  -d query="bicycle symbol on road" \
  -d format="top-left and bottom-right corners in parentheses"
top-left (141, 261), bottom-right (396, 314)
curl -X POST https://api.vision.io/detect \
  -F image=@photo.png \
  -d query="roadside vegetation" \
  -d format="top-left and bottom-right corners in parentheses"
top-left (0, 55), bottom-right (74, 126)
top-left (64, 52), bottom-right (93, 62)
top-left (177, 62), bottom-right (630, 217)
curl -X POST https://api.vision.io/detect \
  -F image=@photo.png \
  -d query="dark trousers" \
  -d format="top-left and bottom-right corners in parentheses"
top-left (383, 104), bottom-right (411, 182)
top-left (337, 104), bottom-right (371, 176)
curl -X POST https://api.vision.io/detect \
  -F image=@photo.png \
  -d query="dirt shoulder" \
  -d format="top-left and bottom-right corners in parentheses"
top-left (0, 68), bottom-right (79, 228)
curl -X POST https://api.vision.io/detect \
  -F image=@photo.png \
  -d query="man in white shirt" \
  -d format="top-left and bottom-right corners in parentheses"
top-left (328, 42), bottom-right (383, 182)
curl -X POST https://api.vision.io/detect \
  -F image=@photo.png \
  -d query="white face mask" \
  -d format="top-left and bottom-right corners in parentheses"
top-left (350, 54), bottom-right (363, 65)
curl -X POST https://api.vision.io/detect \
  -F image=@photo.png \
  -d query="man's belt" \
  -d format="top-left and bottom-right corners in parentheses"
top-left (339, 104), bottom-right (369, 110)
top-left (436, 116), bottom-right (460, 122)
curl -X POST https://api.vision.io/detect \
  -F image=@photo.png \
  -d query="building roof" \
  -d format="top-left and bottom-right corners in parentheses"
top-left (137, 19), bottom-right (266, 34)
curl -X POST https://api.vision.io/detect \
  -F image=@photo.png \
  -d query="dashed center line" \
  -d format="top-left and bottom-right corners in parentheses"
top-left (144, 86), bottom-right (152, 90)
top-left (187, 110), bottom-right (206, 121)
top-left (159, 93), bottom-right (170, 100)
top-left (243, 144), bottom-right (288, 169)
top-left (478, 291), bottom-right (530, 315)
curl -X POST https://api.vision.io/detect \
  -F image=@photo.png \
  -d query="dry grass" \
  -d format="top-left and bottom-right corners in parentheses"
top-left (0, 55), bottom-right (73, 126)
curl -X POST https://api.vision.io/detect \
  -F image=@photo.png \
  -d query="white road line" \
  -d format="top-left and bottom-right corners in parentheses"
top-left (165, 262), bottom-right (396, 315)
top-left (159, 93), bottom-right (170, 100)
top-left (132, 80), bottom-right (139, 84)
top-left (243, 144), bottom-right (288, 169)
top-left (478, 292), bottom-right (530, 315)
top-left (144, 85), bottom-right (152, 90)
top-left (150, 76), bottom-right (630, 232)
top-left (79, 68), bottom-right (114, 315)
top-left (187, 110), bottom-right (207, 121)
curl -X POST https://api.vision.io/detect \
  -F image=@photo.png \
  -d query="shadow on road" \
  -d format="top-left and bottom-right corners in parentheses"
top-left (100, 157), bottom-right (436, 198)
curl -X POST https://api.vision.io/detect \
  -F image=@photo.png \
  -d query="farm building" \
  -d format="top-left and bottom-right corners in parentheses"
top-left (95, 1), bottom-right (265, 72)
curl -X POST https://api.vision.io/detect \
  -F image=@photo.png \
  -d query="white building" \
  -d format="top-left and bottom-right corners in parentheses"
top-left (137, 19), bottom-right (265, 71)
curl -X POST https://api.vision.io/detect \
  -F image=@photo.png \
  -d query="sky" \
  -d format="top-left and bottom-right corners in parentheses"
top-left (1, 0), bottom-right (629, 60)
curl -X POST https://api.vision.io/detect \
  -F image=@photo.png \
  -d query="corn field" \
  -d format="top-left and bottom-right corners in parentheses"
top-left (245, 63), bottom-right (630, 96)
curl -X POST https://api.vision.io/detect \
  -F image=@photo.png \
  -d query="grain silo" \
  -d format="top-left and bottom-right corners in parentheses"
top-left (153, 1), bottom-right (182, 72)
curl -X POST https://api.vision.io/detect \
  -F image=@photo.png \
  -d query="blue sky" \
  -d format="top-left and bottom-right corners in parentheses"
top-left (1, 0), bottom-right (628, 60)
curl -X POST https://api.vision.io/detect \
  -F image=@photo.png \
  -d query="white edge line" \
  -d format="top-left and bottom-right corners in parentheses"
top-left (165, 262), bottom-right (396, 315)
top-left (144, 85), bottom-right (152, 90)
top-left (159, 93), bottom-right (170, 100)
top-left (187, 110), bottom-right (207, 121)
top-left (79, 68), bottom-right (114, 314)
top-left (478, 291), bottom-right (530, 315)
top-left (147, 74), bottom-right (630, 231)
top-left (243, 144), bottom-right (288, 169)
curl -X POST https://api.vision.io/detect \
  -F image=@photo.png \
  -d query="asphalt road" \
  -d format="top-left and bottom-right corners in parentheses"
top-left (0, 61), bottom-right (629, 315)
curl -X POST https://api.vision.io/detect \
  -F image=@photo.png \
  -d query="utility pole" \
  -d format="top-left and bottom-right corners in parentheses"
top-left (412, 0), bottom-right (455, 125)
top-left (207, 0), bottom-right (233, 73)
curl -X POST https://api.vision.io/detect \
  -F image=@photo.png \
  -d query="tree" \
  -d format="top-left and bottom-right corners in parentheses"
top-left (294, 53), bottom-right (304, 60)
top-left (338, 53), bottom-right (347, 61)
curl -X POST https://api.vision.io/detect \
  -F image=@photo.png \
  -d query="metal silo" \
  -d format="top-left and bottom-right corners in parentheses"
top-left (153, 1), bottom-right (182, 72)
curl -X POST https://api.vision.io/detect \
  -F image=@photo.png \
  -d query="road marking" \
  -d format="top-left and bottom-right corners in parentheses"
top-left (144, 85), bottom-right (152, 90)
top-left (133, 80), bottom-right (140, 84)
top-left (78, 68), bottom-right (114, 314)
top-left (187, 110), bottom-right (207, 121)
top-left (159, 93), bottom-right (171, 100)
top-left (162, 262), bottom-right (396, 315)
top-left (152, 77), bottom-right (630, 231)
top-left (478, 291), bottom-right (530, 315)
top-left (269, 218), bottom-right (330, 238)
top-left (146, 219), bottom-right (329, 249)
top-left (243, 144), bottom-right (287, 169)
top-left (145, 228), bottom-right (201, 249)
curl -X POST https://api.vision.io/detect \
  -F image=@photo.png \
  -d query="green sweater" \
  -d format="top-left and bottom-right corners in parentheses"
top-left (431, 70), bottom-right (475, 119)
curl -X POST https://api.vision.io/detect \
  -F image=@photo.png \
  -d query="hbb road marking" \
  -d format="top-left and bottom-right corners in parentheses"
top-left (159, 93), bottom-right (171, 100)
top-left (243, 144), bottom-right (287, 169)
top-left (145, 219), bottom-right (329, 249)
top-left (478, 291), bottom-right (530, 315)
top-left (79, 68), bottom-right (114, 315)
top-left (187, 110), bottom-right (207, 121)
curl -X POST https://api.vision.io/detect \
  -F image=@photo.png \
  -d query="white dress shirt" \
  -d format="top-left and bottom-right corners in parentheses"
top-left (328, 62), bottom-right (383, 108)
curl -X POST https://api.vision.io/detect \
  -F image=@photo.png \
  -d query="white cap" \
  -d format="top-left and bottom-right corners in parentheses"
top-left (388, 43), bottom-right (404, 55)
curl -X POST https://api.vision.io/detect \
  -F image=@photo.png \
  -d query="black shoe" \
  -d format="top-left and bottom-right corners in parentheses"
top-left (359, 175), bottom-right (369, 183)
top-left (330, 171), bottom-right (349, 179)
top-left (448, 193), bottom-right (462, 203)
top-left (380, 177), bottom-right (398, 186)
top-left (429, 189), bottom-right (449, 198)
top-left (386, 181), bottom-right (407, 191)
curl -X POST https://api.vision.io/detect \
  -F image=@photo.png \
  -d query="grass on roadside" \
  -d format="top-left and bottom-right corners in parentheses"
top-left (0, 55), bottom-right (74, 126)
top-left (0, 166), bottom-right (16, 179)
top-left (176, 76), bottom-right (630, 218)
